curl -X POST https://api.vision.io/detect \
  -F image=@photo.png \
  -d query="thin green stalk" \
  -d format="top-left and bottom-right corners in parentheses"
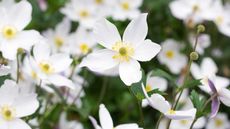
top-left (16, 53), bottom-right (20, 84)
top-left (97, 77), bottom-right (108, 105)
top-left (155, 113), bottom-right (163, 129)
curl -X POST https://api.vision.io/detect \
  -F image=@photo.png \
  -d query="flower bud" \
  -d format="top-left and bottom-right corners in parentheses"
top-left (190, 52), bottom-right (199, 61)
top-left (197, 25), bottom-right (205, 33)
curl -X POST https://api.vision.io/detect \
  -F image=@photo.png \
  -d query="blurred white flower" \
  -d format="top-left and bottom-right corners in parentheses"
top-left (0, 80), bottom-right (39, 129)
top-left (142, 84), bottom-right (196, 120)
top-left (43, 18), bottom-right (71, 53)
top-left (29, 41), bottom-right (75, 89)
top-left (158, 39), bottom-right (187, 74)
top-left (0, 65), bottom-right (10, 76)
top-left (61, 0), bottom-right (101, 28)
top-left (59, 112), bottom-right (84, 129)
top-left (111, 0), bottom-right (143, 21)
top-left (0, 1), bottom-right (42, 60)
top-left (189, 34), bottom-right (211, 55)
top-left (89, 104), bottom-right (143, 129)
top-left (206, 113), bottom-right (230, 129)
top-left (68, 26), bottom-right (97, 56)
top-left (80, 14), bottom-right (161, 86)
top-left (38, 0), bottom-right (47, 11)
top-left (190, 57), bottom-right (230, 93)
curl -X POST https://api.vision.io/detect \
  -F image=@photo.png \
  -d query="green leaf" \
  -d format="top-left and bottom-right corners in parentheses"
top-left (190, 90), bottom-right (206, 118)
top-left (179, 79), bottom-right (202, 90)
top-left (130, 69), bottom-right (146, 101)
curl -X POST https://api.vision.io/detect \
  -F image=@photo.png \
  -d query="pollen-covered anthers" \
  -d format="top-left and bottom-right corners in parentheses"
top-left (95, 0), bottom-right (103, 4)
top-left (121, 2), bottom-right (130, 10)
top-left (79, 10), bottom-right (90, 18)
top-left (1, 105), bottom-right (16, 121)
top-left (54, 37), bottom-right (64, 48)
top-left (2, 26), bottom-right (17, 39)
top-left (165, 50), bottom-right (174, 59)
top-left (215, 118), bottom-right (224, 127)
top-left (215, 16), bottom-right (224, 25)
top-left (168, 109), bottom-right (176, 115)
top-left (112, 41), bottom-right (134, 62)
top-left (192, 4), bottom-right (200, 13)
top-left (39, 62), bottom-right (54, 74)
top-left (79, 43), bottom-right (90, 54)
top-left (145, 84), bottom-right (152, 92)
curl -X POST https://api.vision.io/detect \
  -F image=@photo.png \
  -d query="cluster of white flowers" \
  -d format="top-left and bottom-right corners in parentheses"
top-left (0, 0), bottom-right (229, 129)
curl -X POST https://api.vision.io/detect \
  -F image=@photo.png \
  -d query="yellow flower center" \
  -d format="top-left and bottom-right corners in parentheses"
top-left (39, 62), bottom-right (54, 74)
top-left (215, 16), bottom-right (224, 25)
top-left (54, 37), bottom-right (64, 48)
top-left (121, 2), bottom-right (130, 10)
top-left (192, 4), bottom-right (200, 12)
top-left (112, 41), bottom-right (134, 62)
top-left (1, 105), bottom-right (15, 121)
top-left (95, 0), bottom-right (103, 4)
top-left (180, 120), bottom-right (188, 125)
top-left (79, 10), bottom-right (89, 18)
top-left (31, 71), bottom-right (38, 79)
top-left (145, 84), bottom-right (152, 92)
top-left (168, 109), bottom-right (176, 114)
top-left (215, 119), bottom-right (223, 127)
top-left (79, 43), bottom-right (90, 54)
top-left (165, 50), bottom-right (174, 59)
top-left (2, 26), bottom-right (17, 39)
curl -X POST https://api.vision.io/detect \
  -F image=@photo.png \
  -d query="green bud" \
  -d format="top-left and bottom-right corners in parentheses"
top-left (190, 52), bottom-right (199, 61)
top-left (17, 48), bottom-right (24, 54)
top-left (197, 25), bottom-right (205, 33)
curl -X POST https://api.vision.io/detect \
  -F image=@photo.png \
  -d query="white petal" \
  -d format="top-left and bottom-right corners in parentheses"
top-left (219, 88), bottom-right (230, 107)
top-left (0, 65), bottom-right (10, 76)
top-left (33, 41), bottom-right (51, 62)
top-left (89, 116), bottom-right (102, 129)
top-left (79, 49), bottom-right (119, 72)
top-left (201, 57), bottom-right (218, 76)
top-left (141, 84), bottom-right (171, 113)
top-left (48, 74), bottom-right (75, 89)
top-left (132, 39), bottom-right (161, 62)
top-left (119, 59), bottom-right (142, 86)
top-left (190, 63), bottom-right (203, 79)
top-left (8, 1), bottom-right (32, 30)
top-left (99, 104), bottom-right (114, 129)
top-left (147, 76), bottom-right (168, 91)
top-left (50, 53), bottom-right (72, 73)
top-left (0, 41), bottom-right (18, 60)
top-left (13, 93), bottom-right (39, 117)
top-left (165, 108), bottom-right (196, 120)
top-left (169, 1), bottom-right (191, 20)
top-left (116, 124), bottom-right (141, 129)
top-left (0, 80), bottom-right (19, 105)
top-left (56, 18), bottom-right (71, 35)
top-left (123, 13), bottom-right (148, 47)
top-left (8, 119), bottom-right (31, 129)
top-left (94, 19), bottom-right (121, 49)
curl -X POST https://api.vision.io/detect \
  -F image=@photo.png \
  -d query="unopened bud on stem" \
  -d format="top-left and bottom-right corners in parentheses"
top-left (190, 52), bottom-right (199, 61)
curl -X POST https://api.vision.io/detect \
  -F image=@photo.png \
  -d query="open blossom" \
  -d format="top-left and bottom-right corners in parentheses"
top-left (0, 80), bottom-right (39, 129)
top-left (89, 104), bottom-right (143, 129)
top-left (79, 13), bottom-right (161, 86)
top-left (158, 39), bottom-right (187, 74)
top-left (142, 84), bottom-right (196, 120)
top-left (191, 57), bottom-right (230, 93)
top-left (68, 26), bottom-right (97, 56)
top-left (43, 18), bottom-right (71, 53)
top-left (0, 1), bottom-right (42, 60)
top-left (208, 79), bottom-right (230, 118)
top-left (111, 0), bottom-right (143, 21)
top-left (28, 41), bottom-right (75, 89)
top-left (206, 113), bottom-right (230, 129)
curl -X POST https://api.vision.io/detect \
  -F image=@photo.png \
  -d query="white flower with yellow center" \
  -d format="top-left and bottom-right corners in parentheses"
top-left (29, 41), bottom-right (75, 89)
top-left (68, 26), bottom-right (97, 56)
top-left (89, 104), bottom-right (143, 129)
top-left (61, 0), bottom-right (100, 28)
top-left (142, 84), bottom-right (196, 120)
top-left (112, 0), bottom-right (143, 21)
top-left (0, 80), bottom-right (39, 129)
top-left (206, 113), bottom-right (230, 129)
top-left (0, 1), bottom-right (42, 60)
top-left (43, 18), bottom-right (71, 53)
top-left (158, 39), bottom-right (187, 74)
top-left (79, 14), bottom-right (161, 86)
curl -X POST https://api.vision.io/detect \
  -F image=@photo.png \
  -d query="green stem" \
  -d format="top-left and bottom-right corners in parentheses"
top-left (155, 114), bottom-right (163, 129)
top-left (16, 53), bottom-right (20, 84)
top-left (97, 77), bottom-right (108, 105)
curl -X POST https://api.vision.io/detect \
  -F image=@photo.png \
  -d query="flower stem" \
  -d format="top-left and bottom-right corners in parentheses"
top-left (155, 113), bottom-right (163, 129)
top-left (97, 77), bottom-right (108, 105)
top-left (16, 53), bottom-right (20, 84)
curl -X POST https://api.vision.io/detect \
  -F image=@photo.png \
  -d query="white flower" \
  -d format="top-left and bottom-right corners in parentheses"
top-left (43, 18), bottom-right (71, 53)
top-left (0, 80), bottom-right (39, 129)
top-left (169, 0), bottom-right (213, 26)
top-left (189, 34), bottom-right (211, 55)
top-left (59, 112), bottom-right (84, 129)
top-left (89, 104), bottom-right (143, 129)
top-left (190, 57), bottom-right (230, 93)
top-left (61, 0), bottom-right (100, 28)
top-left (206, 113), bottom-right (230, 129)
top-left (0, 1), bottom-right (42, 60)
top-left (29, 40), bottom-right (75, 89)
top-left (79, 13), bottom-right (161, 86)
top-left (111, 0), bottom-right (143, 21)
top-left (157, 39), bottom-right (187, 74)
top-left (142, 84), bottom-right (196, 120)
top-left (0, 65), bottom-right (10, 76)
top-left (68, 26), bottom-right (97, 56)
